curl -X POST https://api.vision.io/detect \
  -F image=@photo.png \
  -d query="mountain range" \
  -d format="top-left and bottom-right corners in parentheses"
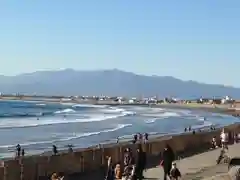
top-left (0, 69), bottom-right (239, 99)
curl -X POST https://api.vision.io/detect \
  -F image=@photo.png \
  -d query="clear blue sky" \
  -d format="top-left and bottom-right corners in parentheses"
top-left (0, 1), bottom-right (240, 86)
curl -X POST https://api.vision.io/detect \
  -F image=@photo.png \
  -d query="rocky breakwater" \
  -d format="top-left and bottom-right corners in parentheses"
top-left (0, 123), bottom-right (240, 180)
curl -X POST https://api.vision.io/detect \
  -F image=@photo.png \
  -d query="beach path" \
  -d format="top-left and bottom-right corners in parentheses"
top-left (143, 143), bottom-right (240, 180)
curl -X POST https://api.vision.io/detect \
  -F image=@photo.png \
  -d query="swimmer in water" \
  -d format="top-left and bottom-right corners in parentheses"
top-left (37, 118), bottom-right (39, 120)
top-left (203, 117), bottom-right (206, 121)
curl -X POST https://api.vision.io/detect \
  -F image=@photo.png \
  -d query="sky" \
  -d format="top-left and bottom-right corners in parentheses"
top-left (0, 1), bottom-right (240, 86)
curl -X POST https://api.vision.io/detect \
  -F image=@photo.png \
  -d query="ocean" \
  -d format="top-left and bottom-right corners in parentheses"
top-left (0, 100), bottom-right (239, 158)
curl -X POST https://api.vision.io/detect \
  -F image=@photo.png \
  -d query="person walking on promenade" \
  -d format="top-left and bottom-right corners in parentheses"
top-left (170, 162), bottom-right (181, 180)
top-left (220, 128), bottom-right (228, 150)
top-left (124, 148), bottom-right (134, 168)
top-left (114, 163), bottom-right (122, 180)
top-left (105, 157), bottom-right (115, 180)
top-left (135, 145), bottom-right (146, 180)
top-left (162, 144), bottom-right (175, 180)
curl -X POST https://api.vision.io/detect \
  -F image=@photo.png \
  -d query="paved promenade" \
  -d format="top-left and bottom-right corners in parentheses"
top-left (143, 143), bottom-right (240, 180)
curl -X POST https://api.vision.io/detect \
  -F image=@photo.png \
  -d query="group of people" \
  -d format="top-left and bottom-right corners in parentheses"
top-left (105, 144), bottom-right (182, 180)
top-left (51, 172), bottom-right (64, 180)
top-left (213, 128), bottom-right (240, 165)
top-left (132, 133), bottom-right (148, 144)
top-left (105, 145), bottom-right (146, 180)
top-left (212, 128), bottom-right (239, 150)
top-left (160, 145), bottom-right (181, 180)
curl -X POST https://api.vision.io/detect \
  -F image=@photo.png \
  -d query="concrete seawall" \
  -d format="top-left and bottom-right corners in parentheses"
top-left (1, 123), bottom-right (239, 180)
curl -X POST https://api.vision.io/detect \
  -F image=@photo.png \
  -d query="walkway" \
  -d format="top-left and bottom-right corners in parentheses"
top-left (143, 143), bottom-right (240, 180)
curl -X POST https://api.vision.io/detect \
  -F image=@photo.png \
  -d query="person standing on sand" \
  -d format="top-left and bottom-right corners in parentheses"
top-left (162, 144), bottom-right (175, 180)
top-left (133, 134), bottom-right (138, 144)
top-left (52, 145), bottom-right (58, 155)
top-left (143, 133), bottom-right (148, 144)
top-left (16, 144), bottom-right (21, 157)
top-left (21, 149), bottom-right (25, 157)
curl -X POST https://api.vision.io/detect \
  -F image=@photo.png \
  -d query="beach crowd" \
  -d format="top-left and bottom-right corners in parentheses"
top-left (12, 128), bottom-right (240, 180)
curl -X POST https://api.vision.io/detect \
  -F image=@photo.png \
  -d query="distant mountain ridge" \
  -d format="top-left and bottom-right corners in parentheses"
top-left (0, 69), bottom-right (239, 99)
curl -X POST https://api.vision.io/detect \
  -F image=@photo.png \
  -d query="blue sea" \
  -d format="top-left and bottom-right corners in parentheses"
top-left (0, 100), bottom-right (239, 158)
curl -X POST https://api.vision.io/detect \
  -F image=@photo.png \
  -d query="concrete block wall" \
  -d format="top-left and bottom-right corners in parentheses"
top-left (1, 123), bottom-right (239, 180)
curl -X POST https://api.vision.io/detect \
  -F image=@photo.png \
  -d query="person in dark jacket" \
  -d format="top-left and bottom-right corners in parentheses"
top-left (105, 157), bottom-right (115, 180)
top-left (124, 148), bottom-right (133, 167)
top-left (135, 145), bottom-right (146, 180)
top-left (162, 144), bottom-right (175, 180)
top-left (170, 162), bottom-right (181, 180)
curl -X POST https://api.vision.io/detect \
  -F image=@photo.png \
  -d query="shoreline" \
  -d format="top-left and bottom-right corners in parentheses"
top-left (1, 122), bottom-right (238, 180)
top-left (0, 109), bottom-right (239, 180)
top-left (0, 98), bottom-right (239, 160)
top-left (0, 108), bottom-right (239, 161)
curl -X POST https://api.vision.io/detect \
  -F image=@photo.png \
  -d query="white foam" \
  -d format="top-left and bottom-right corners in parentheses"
top-left (101, 107), bottom-right (125, 113)
top-left (109, 107), bottom-right (125, 111)
top-left (54, 108), bottom-right (76, 114)
top-left (75, 114), bottom-right (123, 123)
top-left (197, 117), bottom-right (205, 121)
top-left (100, 107), bottom-right (136, 116)
top-left (144, 118), bottom-right (158, 124)
top-left (142, 112), bottom-right (180, 118)
top-left (72, 104), bottom-right (107, 108)
top-left (122, 111), bottom-right (136, 115)
top-left (0, 124), bottom-right (132, 149)
top-left (36, 103), bottom-right (46, 106)
top-left (0, 112), bottom-right (126, 128)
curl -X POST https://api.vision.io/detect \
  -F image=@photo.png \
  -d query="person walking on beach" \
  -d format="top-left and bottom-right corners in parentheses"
top-left (21, 149), bottom-right (25, 157)
top-left (143, 133), bottom-right (148, 144)
top-left (162, 144), bottom-right (175, 180)
top-left (52, 145), bottom-right (58, 155)
top-left (16, 144), bottom-right (21, 157)
top-left (67, 144), bottom-right (73, 153)
top-left (133, 134), bottom-right (138, 144)
top-left (138, 133), bottom-right (143, 143)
